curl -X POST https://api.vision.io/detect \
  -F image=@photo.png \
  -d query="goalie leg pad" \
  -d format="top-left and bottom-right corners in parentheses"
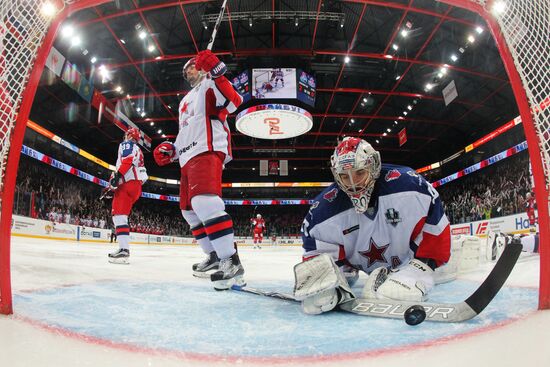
top-left (294, 254), bottom-right (355, 315)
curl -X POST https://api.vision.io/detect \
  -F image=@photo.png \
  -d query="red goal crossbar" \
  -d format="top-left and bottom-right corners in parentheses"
top-left (0, 0), bottom-right (548, 315)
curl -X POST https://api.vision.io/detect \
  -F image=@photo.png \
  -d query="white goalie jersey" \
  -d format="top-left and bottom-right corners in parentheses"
top-left (301, 164), bottom-right (451, 273)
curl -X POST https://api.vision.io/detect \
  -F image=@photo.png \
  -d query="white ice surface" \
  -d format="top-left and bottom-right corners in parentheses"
top-left (1, 236), bottom-right (550, 367)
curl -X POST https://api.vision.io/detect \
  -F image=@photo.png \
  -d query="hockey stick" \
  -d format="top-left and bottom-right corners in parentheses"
top-left (206, 0), bottom-right (228, 51)
top-left (99, 186), bottom-right (115, 200)
top-left (231, 241), bottom-right (522, 324)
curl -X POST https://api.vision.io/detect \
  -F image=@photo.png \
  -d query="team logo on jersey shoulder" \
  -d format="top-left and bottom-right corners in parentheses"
top-left (385, 169), bottom-right (401, 182)
top-left (385, 208), bottom-right (402, 226)
top-left (323, 187), bottom-right (338, 202)
top-left (309, 201), bottom-right (319, 211)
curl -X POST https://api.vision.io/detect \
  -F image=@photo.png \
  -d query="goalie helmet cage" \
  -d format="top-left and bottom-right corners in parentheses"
top-left (0, 0), bottom-right (548, 315)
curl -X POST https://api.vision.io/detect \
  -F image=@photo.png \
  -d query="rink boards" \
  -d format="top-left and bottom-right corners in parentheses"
top-left (10, 211), bottom-right (537, 247)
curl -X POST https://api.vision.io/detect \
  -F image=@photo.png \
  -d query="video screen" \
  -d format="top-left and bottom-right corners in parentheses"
top-left (297, 69), bottom-right (316, 107)
top-left (252, 68), bottom-right (297, 99)
top-left (231, 70), bottom-right (251, 102)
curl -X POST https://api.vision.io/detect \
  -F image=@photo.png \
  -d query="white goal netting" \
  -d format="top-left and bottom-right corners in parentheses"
top-left (0, 0), bottom-right (66, 199)
top-left (472, 0), bottom-right (550, 188)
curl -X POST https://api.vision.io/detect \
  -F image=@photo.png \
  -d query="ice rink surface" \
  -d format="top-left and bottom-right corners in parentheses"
top-left (2, 236), bottom-right (550, 367)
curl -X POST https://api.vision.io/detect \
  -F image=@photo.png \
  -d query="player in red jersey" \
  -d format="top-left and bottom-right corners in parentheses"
top-left (251, 214), bottom-right (266, 249)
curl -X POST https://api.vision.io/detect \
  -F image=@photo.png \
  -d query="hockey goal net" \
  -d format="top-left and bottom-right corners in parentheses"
top-left (0, 0), bottom-right (549, 314)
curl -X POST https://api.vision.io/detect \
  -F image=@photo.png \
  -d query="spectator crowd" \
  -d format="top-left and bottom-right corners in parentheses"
top-left (438, 153), bottom-right (533, 224)
top-left (13, 151), bottom-right (534, 236)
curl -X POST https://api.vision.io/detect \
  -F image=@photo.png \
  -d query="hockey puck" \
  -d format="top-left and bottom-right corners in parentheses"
top-left (404, 305), bottom-right (426, 326)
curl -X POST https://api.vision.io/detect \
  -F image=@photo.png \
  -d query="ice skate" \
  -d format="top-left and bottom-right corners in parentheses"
top-left (108, 248), bottom-right (129, 264)
top-left (192, 251), bottom-right (220, 278)
top-left (211, 251), bottom-right (246, 290)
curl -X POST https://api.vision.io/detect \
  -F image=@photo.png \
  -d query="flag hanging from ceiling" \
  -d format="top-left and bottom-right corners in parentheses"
top-left (398, 128), bottom-right (407, 147)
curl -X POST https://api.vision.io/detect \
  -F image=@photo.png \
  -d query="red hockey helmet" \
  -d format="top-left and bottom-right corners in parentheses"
top-left (125, 127), bottom-right (140, 142)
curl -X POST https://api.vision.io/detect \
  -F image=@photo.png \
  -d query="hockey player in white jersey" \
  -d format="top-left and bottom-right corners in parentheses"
top-left (294, 137), bottom-right (451, 314)
top-left (107, 127), bottom-right (148, 264)
top-left (153, 50), bottom-right (244, 290)
top-left (271, 68), bottom-right (284, 87)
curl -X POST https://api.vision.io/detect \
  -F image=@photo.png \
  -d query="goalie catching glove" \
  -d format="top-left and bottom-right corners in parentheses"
top-left (153, 141), bottom-right (178, 166)
top-left (195, 50), bottom-right (227, 78)
top-left (362, 259), bottom-right (435, 302)
top-left (293, 254), bottom-right (355, 315)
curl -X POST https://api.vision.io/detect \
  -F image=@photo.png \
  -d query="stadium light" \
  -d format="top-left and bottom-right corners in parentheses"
top-left (344, 56), bottom-right (350, 63)
top-left (392, 44), bottom-right (399, 51)
top-left (41, 1), bottom-right (58, 17)
top-left (90, 56), bottom-right (97, 64)
top-left (450, 54), bottom-right (458, 62)
top-left (492, 1), bottom-right (506, 14)
top-left (476, 26), bottom-right (484, 34)
top-left (138, 30), bottom-right (147, 39)
top-left (61, 24), bottom-right (74, 38)
top-left (70, 35), bottom-right (81, 46)
top-left (400, 29), bottom-right (408, 37)
top-left (148, 45), bottom-right (155, 53)
top-left (467, 34), bottom-right (476, 43)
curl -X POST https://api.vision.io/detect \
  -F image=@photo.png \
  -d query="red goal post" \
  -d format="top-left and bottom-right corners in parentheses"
top-left (0, 0), bottom-right (548, 315)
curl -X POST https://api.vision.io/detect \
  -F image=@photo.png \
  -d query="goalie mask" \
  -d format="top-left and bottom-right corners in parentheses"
top-left (331, 137), bottom-right (381, 213)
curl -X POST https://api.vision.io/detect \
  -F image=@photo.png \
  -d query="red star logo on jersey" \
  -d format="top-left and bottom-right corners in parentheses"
top-left (358, 238), bottom-right (389, 267)
top-left (180, 101), bottom-right (188, 114)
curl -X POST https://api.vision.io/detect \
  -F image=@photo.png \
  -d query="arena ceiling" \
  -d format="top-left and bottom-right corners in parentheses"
top-left (30, 0), bottom-right (520, 182)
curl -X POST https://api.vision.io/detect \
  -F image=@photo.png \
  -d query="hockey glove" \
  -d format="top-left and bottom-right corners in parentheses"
top-left (366, 259), bottom-right (435, 302)
top-left (153, 141), bottom-right (178, 166)
top-left (195, 50), bottom-right (226, 78)
top-left (109, 172), bottom-right (122, 190)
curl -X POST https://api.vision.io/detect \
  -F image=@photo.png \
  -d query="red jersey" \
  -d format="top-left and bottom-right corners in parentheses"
top-left (251, 218), bottom-right (266, 232)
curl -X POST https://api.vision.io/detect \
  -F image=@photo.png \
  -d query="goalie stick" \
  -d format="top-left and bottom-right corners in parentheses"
top-left (231, 240), bottom-right (522, 324)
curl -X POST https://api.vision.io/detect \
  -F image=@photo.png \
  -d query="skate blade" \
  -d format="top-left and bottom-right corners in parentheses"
top-left (193, 269), bottom-right (218, 278)
top-left (213, 275), bottom-right (246, 291)
top-left (108, 258), bottom-right (129, 265)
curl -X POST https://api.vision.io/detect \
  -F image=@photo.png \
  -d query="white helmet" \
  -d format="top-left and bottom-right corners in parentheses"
top-left (331, 137), bottom-right (381, 213)
top-left (182, 57), bottom-right (204, 87)
top-left (256, 214), bottom-right (262, 219)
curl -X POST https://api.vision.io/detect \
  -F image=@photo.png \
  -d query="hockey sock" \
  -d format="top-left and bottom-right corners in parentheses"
top-left (202, 213), bottom-right (235, 259)
top-left (191, 195), bottom-right (236, 260)
top-left (182, 210), bottom-right (215, 254)
top-left (113, 215), bottom-right (130, 250)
